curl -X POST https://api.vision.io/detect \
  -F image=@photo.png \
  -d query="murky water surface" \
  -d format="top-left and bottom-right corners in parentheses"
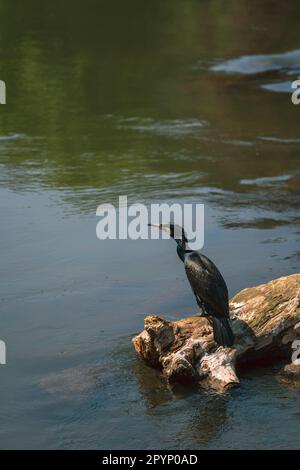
top-left (0, 0), bottom-right (299, 449)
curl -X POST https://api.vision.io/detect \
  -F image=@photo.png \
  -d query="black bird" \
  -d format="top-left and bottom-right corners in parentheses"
top-left (149, 223), bottom-right (234, 347)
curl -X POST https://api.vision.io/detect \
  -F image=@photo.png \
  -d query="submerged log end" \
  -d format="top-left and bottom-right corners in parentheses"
top-left (199, 348), bottom-right (239, 390)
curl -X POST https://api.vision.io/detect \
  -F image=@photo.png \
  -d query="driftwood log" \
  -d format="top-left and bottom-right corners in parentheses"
top-left (132, 274), bottom-right (300, 391)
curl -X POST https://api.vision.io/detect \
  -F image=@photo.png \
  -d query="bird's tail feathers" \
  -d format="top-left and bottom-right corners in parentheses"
top-left (211, 317), bottom-right (234, 347)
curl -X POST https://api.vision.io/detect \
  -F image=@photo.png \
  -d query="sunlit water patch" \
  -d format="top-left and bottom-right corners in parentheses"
top-left (261, 81), bottom-right (296, 93)
top-left (240, 175), bottom-right (293, 186)
top-left (0, 133), bottom-right (27, 142)
top-left (211, 49), bottom-right (300, 94)
top-left (257, 136), bottom-right (300, 144)
top-left (117, 117), bottom-right (208, 136)
top-left (0, 0), bottom-right (300, 450)
top-left (211, 49), bottom-right (300, 75)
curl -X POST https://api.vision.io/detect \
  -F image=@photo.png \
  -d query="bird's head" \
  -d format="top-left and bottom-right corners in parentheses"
top-left (148, 223), bottom-right (187, 242)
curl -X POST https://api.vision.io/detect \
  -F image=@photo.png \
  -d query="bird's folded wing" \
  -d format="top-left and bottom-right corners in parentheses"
top-left (184, 252), bottom-right (229, 317)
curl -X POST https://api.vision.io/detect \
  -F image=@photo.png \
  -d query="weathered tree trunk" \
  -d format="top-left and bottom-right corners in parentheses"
top-left (132, 274), bottom-right (300, 391)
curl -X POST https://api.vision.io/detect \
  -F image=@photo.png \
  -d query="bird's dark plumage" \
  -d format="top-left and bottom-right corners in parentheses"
top-left (184, 251), bottom-right (234, 347)
top-left (149, 223), bottom-right (234, 347)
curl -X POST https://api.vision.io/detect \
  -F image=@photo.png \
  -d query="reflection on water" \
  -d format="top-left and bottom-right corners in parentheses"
top-left (117, 117), bottom-right (208, 136)
top-left (212, 48), bottom-right (300, 94)
top-left (212, 49), bottom-right (300, 75)
top-left (184, 395), bottom-right (229, 446)
top-left (132, 359), bottom-right (174, 409)
top-left (262, 81), bottom-right (294, 93)
top-left (0, 0), bottom-right (300, 450)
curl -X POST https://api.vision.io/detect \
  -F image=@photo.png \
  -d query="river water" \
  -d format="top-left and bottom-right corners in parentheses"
top-left (0, 0), bottom-right (299, 449)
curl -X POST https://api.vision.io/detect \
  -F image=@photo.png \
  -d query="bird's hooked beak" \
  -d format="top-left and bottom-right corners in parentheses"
top-left (148, 223), bottom-right (171, 236)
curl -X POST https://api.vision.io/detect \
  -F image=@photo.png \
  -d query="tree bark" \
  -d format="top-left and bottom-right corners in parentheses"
top-left (132, 274), bottom-right (300, 391)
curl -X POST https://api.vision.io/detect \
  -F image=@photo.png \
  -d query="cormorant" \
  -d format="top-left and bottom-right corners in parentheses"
top-left (148, 223), bottom-right (234, 347)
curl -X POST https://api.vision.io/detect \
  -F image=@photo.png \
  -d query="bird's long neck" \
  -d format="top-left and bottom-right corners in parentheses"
top-left (176, 238), bottom-right (186, 262)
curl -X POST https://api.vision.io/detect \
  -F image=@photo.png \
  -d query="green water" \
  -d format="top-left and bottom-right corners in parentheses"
top-left (0, 0), bottom-right (299, 449)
